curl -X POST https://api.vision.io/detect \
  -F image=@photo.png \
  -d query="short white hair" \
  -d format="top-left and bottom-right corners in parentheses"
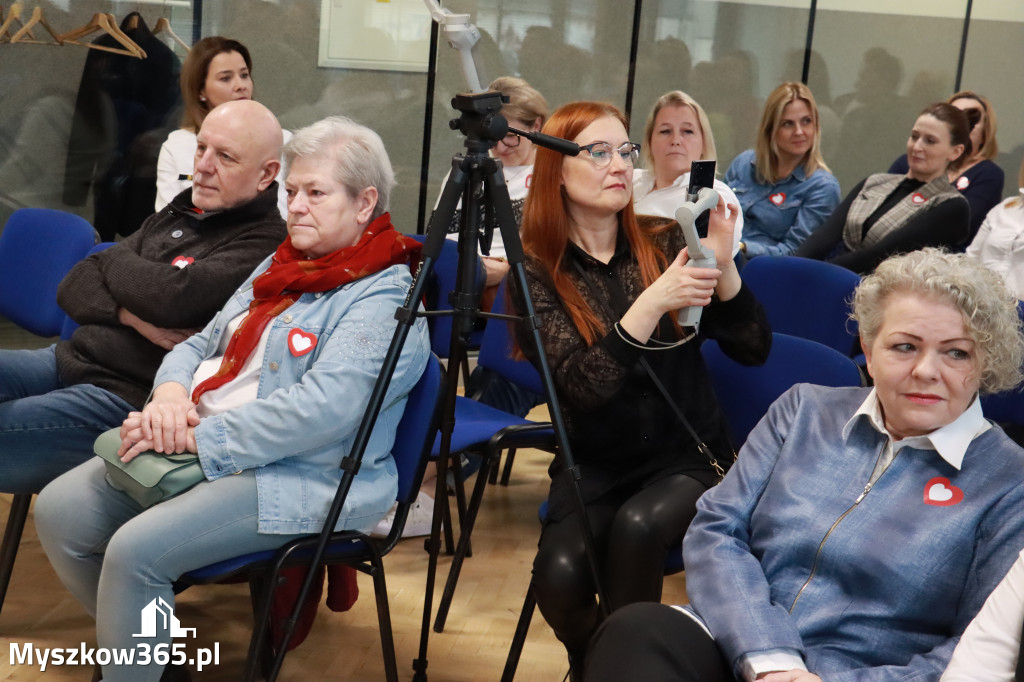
top-left (283, 116), bottom-right (395, 220)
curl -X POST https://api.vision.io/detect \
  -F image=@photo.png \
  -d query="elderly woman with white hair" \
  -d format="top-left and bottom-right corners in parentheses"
top-left (585, 248), bottom-right (1024, 682)
top-left (35, 116), bottom-right (430, 682)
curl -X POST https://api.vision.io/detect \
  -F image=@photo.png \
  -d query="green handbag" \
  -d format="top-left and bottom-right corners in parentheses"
top-left (93, 428), bottom-right (206, 508)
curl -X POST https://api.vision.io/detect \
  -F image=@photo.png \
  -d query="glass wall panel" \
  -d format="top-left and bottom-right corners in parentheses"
top-left (812, 0), bottom-right (969, 193)
top-left (422, 0), bottom-right (637, 233)
top-left (960, 1), bottom-right (1024, 199)
top-left (0, 1), bottom-right (194, 227)
top-left (633, 0), bottom-right (813, 181)
top-left (3, 0), bottom-right (1016, 235)
top-left (207, 1), bottom-right (431, 234)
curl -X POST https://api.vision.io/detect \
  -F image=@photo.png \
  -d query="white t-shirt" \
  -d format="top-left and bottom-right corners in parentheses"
top-left (155, 127), bottom-right (293, 219)
top-left (966, 191), bottom-right (1024, 300)
top-left (941, 548), bottom-right (1024, 681)
top-left (632, 168), bottom-right (744, 257)
top-left (434, 163), bottom-right (533, 260)
top-left (189, 312), bottom-right (269, 417)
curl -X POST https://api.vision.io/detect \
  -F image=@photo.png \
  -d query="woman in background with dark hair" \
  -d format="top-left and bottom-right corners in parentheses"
top-left (889, 91), bottom-right (1004, 238)
top-left (155, 36), bottom-right (290, 216)
top-left (514, 100), bottom-right (770, 678)
top-left (796, 102), bottom-right (971, 273)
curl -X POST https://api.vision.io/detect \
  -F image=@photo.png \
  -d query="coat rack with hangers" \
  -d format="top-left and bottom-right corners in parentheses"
top-left (0, 4), bottom-right (193, 58)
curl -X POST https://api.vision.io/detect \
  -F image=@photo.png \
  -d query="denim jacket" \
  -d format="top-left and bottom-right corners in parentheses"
top-left (684, 383), bottom-right (1024, 681)
top-left (153, 257), bottom-right (430, 535)
top-left (725, 149), bottom-right (840, 258)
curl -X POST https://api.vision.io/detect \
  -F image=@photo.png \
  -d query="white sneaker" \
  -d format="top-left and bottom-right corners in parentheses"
top-left (369, 502), bottom-right (399, 538)
top-left (368, 492), bottom-right (439, 539)
top-left (401, 491), bottom-right (436, 538)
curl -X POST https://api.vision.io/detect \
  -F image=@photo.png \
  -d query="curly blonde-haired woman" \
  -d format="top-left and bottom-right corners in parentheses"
top-left (586, 247), bottom-right (1024, 682)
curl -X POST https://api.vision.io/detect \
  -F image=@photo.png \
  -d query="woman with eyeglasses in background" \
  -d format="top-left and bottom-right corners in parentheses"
top-left (888, 91), bottom-right (1003, 240)
top-left (512, 101), bottom-right (771, 680)
top-left (434, 75), bottom-right (549, 289)
top-left (632, 90), bottom-right (744, 257)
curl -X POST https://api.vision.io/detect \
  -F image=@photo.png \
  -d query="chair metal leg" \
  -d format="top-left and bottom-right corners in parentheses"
top-left (367, 549), bottom-right (400, 682)
top-left (0, 494), bottom-right (32, 618)
top-left (501, 581), bottom-right (536, 682)
top-left (488, 453), bottom-right (501, 485)
top-left (245, 572), bottom-right (279, 682)
top-left (499, 447), bottom-right (518, 486)
top-left (246, 575), bottom-right (275, 682)
top-left (433, 451), bottom-right (496, 632)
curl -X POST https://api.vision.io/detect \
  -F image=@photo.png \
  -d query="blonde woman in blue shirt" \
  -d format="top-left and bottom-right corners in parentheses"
top-left (725, 82), bottom-right (840, 258)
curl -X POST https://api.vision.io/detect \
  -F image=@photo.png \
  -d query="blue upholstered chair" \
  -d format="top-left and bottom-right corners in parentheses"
top-left (0, 208), bottom-right (97, 618)
top-left (177, 354), bottom-right (445, 682)
top-left (431, 280), bottom-right (555, 633)
top-left (741, 255), bottom-right (861, 356)
top-left (701, 332), bottom-right (865, 449)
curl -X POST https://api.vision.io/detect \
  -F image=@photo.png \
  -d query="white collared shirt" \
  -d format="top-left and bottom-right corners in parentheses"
top-left (843, 388), bottom-right (990, 483)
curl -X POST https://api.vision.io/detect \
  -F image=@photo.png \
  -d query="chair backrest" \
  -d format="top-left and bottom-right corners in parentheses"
top-left (60, 242), bottom-right (116, 340)
top-left (980, 300), bottom-right (1024, 426)
top-left (476, 280), bottom-right (544, 396)
top-left (0, 208), bottom-right (97, 337)
top-left (393, 353), bottom-right (446, 504)
top-left (410, 234), bottom-right (485, 358)
top-left (741, 255), bottom-right (861, 355)
top-left (702, 332), bottom-right (863, 447)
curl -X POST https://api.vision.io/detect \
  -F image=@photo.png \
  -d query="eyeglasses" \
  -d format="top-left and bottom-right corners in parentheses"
top-left (578, 141), bottom-right (641, 168)
top-left (499, 132), bottom-right (521, 148)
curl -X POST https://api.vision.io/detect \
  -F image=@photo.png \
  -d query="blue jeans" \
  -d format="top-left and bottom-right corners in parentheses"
top-left (0, 346), bottom-right (135, 493)
top-left (36, 459), bottom-right (307, 682)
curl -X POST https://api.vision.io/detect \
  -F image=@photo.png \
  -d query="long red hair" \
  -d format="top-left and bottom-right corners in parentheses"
top-left (520, 101), bottom-right (671, 345)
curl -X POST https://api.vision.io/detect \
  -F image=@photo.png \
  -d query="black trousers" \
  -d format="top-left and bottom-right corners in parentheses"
top-left (584, 602), bottom-right (734, 681)
top-left (532, 473), bottom-right (708, 660)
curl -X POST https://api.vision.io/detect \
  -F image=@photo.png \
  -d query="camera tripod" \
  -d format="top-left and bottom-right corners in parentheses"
top-left (410, 90), bottom-right (608, 681)
top-left (267, 90), bottom-right (608, 682)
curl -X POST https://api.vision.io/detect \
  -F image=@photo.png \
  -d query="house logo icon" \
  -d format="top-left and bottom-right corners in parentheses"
top-left (133, 597), bottom-right (196, 638)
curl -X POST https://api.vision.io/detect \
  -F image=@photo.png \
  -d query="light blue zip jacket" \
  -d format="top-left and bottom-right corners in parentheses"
top-left (684, 383), bottom-right (1024, 680)
top-left (153, 257), bottom-right (430, 535)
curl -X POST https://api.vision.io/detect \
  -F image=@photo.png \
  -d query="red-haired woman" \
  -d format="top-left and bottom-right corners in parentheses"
top-left (512, 101), bottom-right (771, 677)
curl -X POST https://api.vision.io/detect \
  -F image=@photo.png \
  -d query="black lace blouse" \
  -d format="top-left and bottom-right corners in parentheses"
top-left (512, 216), bottom-right (771, 521)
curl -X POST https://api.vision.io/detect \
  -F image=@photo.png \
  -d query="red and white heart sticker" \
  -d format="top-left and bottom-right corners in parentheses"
top-left (769, 192), bottom-right (786, 206)
top-left (923, 477), bottom-right (963, 506)
top-left (956, 175), bottom-right (970, 190)
top-left (911, 193), bottom-right (927, 205)
top-left (172, 256), bottom-right (195, 269)
top-left (525, 173), bottom-right (533, 189)
top-left (288, 328), bottom-right (318, 357)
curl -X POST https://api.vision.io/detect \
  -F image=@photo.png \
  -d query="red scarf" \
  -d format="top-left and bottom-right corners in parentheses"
top-left (191, 213), bottom-right (421, 403)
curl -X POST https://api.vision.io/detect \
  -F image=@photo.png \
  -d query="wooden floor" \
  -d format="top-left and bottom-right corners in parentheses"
top-left (0, 403), bottom-right (690, 681)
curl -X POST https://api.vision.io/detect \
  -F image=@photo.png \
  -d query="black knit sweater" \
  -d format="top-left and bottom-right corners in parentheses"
top-left (55, 184), bottom-right (287, 407)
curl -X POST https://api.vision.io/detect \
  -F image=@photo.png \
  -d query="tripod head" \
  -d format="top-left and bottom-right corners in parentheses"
top-left (449, 92), bottom-right (582, 159)
top-left (449, 92), bottom-right (509, 157)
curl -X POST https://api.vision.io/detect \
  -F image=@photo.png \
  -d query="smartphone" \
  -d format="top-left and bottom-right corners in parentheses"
top-left (686, 160), bottom-right (716, 238)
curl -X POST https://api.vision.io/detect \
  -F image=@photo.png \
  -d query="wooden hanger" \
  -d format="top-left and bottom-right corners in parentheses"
top-left (60, 12), bottom-right (147, 59)
top-left (152, 16), bottom-right (189, 53)
top-left (9, 6), bottom-right (63, 45)
top-left (0, 2), bottom-right (26, 43)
